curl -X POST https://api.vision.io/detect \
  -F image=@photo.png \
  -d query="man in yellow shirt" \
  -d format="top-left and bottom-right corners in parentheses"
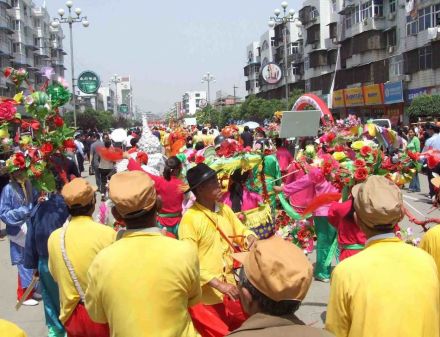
top-left (326, 176), bottom-right (439, 337)
top-left (48, 178), bottom-right (115, 337)
top-left (179, 163), bottom-right (257, 334)
top-left (85, 171), bottom-right (201, 337)
top-left (420, 176), bottom-right (440, 283)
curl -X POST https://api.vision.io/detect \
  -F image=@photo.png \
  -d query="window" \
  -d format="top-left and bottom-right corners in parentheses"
top-left (11, 0), bottom-right (18, 7)
top-left (418, 6), bottom-right (432, 31)
top-left (390, 55), bottom-right (403, 76)
top-left (389, 0), bottom-right (396, 13)
top-left (311, 7), bottom-right (319, 19)
top-left (257, 47), bottom-right (261, 57)
top-left (331, 0), bottom-right (336, 13)
top-left (289, 43), bottom-right (299, 55)
top-left (419, 46), bottom-right (432, 70)
top-left (262, 40), bottom-right (269, 50)
top-left (248, 51), bottom-right (253, 62)
top-left (406, 16), bottom-right (418, 35)
top-left (13, 20), bottom-right (20, 30)
top-left (387, 29), bottom-right (397, 46)
top-left (195, 93), bottom-right (200, 97)
top-left (373, 0), bottom-right (384, 17)
top-left (255, 81), bottom-right (259, 88)
top-left (345, 13), bottom-right (352, 29)
top-left (361, 1), bottom-right (372, 20)
top-left (433, 4), bottom-right (440, 26)
top-left (304, 56), bottom-right (310, 70)
top-left (354, 5), bottom-right (360, 23)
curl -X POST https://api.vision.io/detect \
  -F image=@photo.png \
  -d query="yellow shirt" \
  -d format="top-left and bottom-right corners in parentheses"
top-left (420, 224), bottom-right (440, 282)
top-left (48, 216), bottom-right (116, 323)
top-left (85, 230), bottom-right (201, 337)
top-left (326, 237), bottom-right (439, 337)
top-left (0, 320), bottom-right (27, 337)
top-left (179, 202), bottom-right (256, 305)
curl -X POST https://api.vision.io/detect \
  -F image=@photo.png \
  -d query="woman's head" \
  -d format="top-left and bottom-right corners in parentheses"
top-left (163, 156), bottom-right (182, 181)
top-left (408, 128), bottom-right (416, 139)
top-left (104, 139), bottom-right (112, 148)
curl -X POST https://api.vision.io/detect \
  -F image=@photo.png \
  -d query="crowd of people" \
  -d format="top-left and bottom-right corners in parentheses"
top-left (3, 113), bottom-right (440, 337)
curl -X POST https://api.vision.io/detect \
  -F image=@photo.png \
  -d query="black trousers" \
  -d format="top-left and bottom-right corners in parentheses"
top-left (99, 169), bottom-right (112, 195)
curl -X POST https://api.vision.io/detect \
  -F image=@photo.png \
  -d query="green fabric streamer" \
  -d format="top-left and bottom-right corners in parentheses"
top-left (278, 193), bottom-right (303, 221)
top-left (324, 237), bottom-right (339, 267)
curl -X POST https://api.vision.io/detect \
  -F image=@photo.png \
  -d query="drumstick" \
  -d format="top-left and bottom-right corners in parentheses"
top-left (270, 170), bottom-right (299, 184)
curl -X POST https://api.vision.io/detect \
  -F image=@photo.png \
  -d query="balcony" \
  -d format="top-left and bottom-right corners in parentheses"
top-left (0, 15), bottom-right (13, 34)
top-left (0, 40), bottom-right (12, 56)
top-left (0, 0), bottom-right (12, 9)
top-left (347, 17), bottom-right (387, 38)
top-left (324, 37), bottom-right (338, 50)
top-left (13, 53), bottom-right (26, 65)
top-left (339, 0), bottom-right (356, 14)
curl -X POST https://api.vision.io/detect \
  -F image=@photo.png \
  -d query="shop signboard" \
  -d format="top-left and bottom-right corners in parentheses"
top-left (344, 87), bottom-right (364, 107)
top-left (77, 71), bottom-right (100, 94)
top-left (260, 62), bottom-right (282, 84)
top-left (363, 84), bottom-right (383, 105)
top-left (406, 86), bottom-right (433, 103)
top-left (332, 90), bottom-right (345, 108)
top-left (384, 81), bottom-right (404, 104)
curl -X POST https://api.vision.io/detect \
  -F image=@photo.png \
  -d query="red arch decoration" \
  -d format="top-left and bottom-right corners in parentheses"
top-left (291, 93), bottom-right (334, 125)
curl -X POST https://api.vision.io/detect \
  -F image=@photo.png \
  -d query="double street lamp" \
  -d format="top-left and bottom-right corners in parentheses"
top-left (201, 72), bottom-right (215, 104)
top-left (110, 74), bottom-right (121, 116)
top-left (51, 1), bottom-right (89, 128)
top-left (268, 1), bottom-right (301, 106)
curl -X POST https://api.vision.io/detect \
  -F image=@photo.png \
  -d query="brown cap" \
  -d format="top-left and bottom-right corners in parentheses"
top-left (232, 236), bottom-right (312, 302)
top-left (108, 171), bottom-right (157, 218)
top-left (61, 178), bottom-right (97, 208)
top-left (352, 175), bottom-right (403, 229)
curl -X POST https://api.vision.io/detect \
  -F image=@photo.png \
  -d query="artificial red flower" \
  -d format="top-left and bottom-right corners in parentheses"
top-left (325, 132), bottom-right (336, 143)
top-left (0, 100), bottom-right (16, 121)
top-left (195, 155), bottom-right (205, 164)
top-left (354, 158), bottom-right (366, 168)
top-left (354, 167), bottom-right (369, 181)
top-left (22, 120), bottom-right (40, 130)
top-left (407, 150), bottom-right (419, 162)
top-left (360, 146), bottom-right (372, 157)
top-left (3, 67), bottom-right (11, 78)
top-left (63, 139), bottom-right (76, 150)
top-left (40, 143), bottom-right (53, 156)
top-left (136, 151), bottom-right (148, 165)
top-left (322, 161), bottom-right (333, 175)
top-left (53, 115), bottom-right (64, 127)
top-left (334, 145), bottom-right (345, 152)
top-left (12, 152), bottom-right (25, 169)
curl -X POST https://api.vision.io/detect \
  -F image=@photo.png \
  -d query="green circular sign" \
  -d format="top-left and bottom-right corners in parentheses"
top-left (119, 104), bottom-right (129, 113)
top-left (77, 71), bottom-right (101, 94)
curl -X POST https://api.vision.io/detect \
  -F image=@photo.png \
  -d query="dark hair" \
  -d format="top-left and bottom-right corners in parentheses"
top-left (68, 200), bottom-right (95, 217)
top-left (229, 170), bottom-right (249, 212)
top-left (244, 126), bottom-right (250, 132)
top-left (104, 139), bottom-right (111, 148)
top-left (202, 129), bottom-right (208, 135)
top-left (122, 204), bottom-right (157, 229)
top-left (239, 269), bottom-right (301, 316)
top-left (130, 138), bottom-right (138, 147)
top-left (274, 138), bottom-right (283, 148)
top-left (186, 136), bottom-right (193, 149)
top-left (195, 141), bottom-right (205, 151)
top-left (163, 156), bottom-right (182, 181)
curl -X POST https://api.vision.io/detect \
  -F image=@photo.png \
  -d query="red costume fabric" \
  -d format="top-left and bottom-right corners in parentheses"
top-left (327, 200), bottom-right (366, 261)
top-left (127, 158), bottom-right (184, 227)
top-left (276, 147), bottom-right (293, 173)
top-left (64, 303), bottom-right (109, 337)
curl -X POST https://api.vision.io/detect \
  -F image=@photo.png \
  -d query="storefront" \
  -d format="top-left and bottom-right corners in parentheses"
top-left (331, 81), bottom-right (404, 126)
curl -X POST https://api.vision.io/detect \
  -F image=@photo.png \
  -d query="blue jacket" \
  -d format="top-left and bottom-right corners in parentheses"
top-left (24, 193), bottom-right (69, 269)
top-left (0, 181), bottom-right (38, 236)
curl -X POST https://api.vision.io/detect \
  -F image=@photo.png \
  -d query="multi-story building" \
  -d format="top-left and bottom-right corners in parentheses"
top-left (98, 86), bottom-right (115, 112)
top-left (115, 76), bottom-right (133, 116)
top-left (244, 41), bottom-right (261, 96)
top-left (0, 0), bottom-right (66, 98)
top-left (182, 90), bottom-right (207, 115)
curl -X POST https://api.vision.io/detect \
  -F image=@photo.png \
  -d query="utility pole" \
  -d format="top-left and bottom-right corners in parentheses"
top-left (233, 84), bottom-right (238, 104)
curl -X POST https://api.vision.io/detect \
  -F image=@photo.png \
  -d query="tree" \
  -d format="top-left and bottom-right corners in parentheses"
top-left (408, 94), bottom-right (440, 117)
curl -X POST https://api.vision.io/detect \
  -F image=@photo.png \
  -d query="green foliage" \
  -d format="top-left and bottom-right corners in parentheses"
top-left (195, 90), bottom-right (305, 128)
top-left (63, 109), bottom-right (137, 131)
top-left (408, 94), bottom-right (440, 117)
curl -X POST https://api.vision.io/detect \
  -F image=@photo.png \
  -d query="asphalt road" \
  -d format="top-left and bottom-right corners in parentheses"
top-left (0, 172), bottom-right (438, 336)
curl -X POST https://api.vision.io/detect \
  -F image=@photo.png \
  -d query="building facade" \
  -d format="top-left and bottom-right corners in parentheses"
top-left (98, 86), bottom-right (115, 112)
top-left (244, 0), bottom-right (440, 125)
top-left (115, 76), bottom-right (133, 116)
top-left (182, 90), bottom-right (207, 115)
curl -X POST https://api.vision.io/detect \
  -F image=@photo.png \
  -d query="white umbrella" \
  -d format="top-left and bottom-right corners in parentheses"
top-left (110, 128), bottom-right (127, 143)
top-left (242, 121), bottom-right (260, 129)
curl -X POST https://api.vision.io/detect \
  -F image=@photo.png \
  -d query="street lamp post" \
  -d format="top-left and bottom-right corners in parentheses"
top-left (110, 75), bottom-right (121, 116)
top-left (268, 1), bottom-right (301, 107)
top-left (51, 1), bottom-right (89, 128)
top-left (201, 72), bottom-right (215, 104)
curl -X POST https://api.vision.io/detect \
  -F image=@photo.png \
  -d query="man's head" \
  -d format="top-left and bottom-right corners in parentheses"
top-left (234, 236), bottom-right (313, 316)
top-left (109, 171), bottom-right (158, 229)
top-left (352, 175), bottom-right (403, 238)
top-left (186, 163), bottom-right (222, 202)
top-left (244, 126), bottom-right (250, 132)
top-left (61, 178), bottom-right (97, 216)
top-left (130, 137), bottom-right (138, 148)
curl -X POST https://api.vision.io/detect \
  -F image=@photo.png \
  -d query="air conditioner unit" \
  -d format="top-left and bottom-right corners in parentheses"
top-left (363, 18), bottom-right (368, 25)
top-left (404, 74), bottom-right (411, 82)
top-left (332, 37), bottom-right (337, 43)
top-left (388, 12), bottom-right (396, 20)
top-left (388, 45), bottom-right (394, 53)
top-left (312, 42), bottom-right (318, 49)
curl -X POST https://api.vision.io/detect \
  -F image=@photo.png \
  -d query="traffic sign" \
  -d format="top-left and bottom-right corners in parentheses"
top-left (77, 71), bottom-right (101, 94)
top-left (119, 104), bottom-right (129, 113)
top-left (199, 99), bottom-right (207, 108)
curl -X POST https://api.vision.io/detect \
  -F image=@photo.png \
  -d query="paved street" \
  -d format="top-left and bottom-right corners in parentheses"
top-left (1, 172), bottom-right (439, 336)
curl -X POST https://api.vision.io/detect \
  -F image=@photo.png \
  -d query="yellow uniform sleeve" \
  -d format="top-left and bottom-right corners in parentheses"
top-left (186, 245), bottom-right (202, 307)
top-left (85, 256), bottom-right (108, 324)
top-left (325, 266), bottom-right (351, 337)
top-left (420, 232), bottom-right (433, 255)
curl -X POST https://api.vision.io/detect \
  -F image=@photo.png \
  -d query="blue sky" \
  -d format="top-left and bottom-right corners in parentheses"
top-left (42, 0), bottom-right (302, 114)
